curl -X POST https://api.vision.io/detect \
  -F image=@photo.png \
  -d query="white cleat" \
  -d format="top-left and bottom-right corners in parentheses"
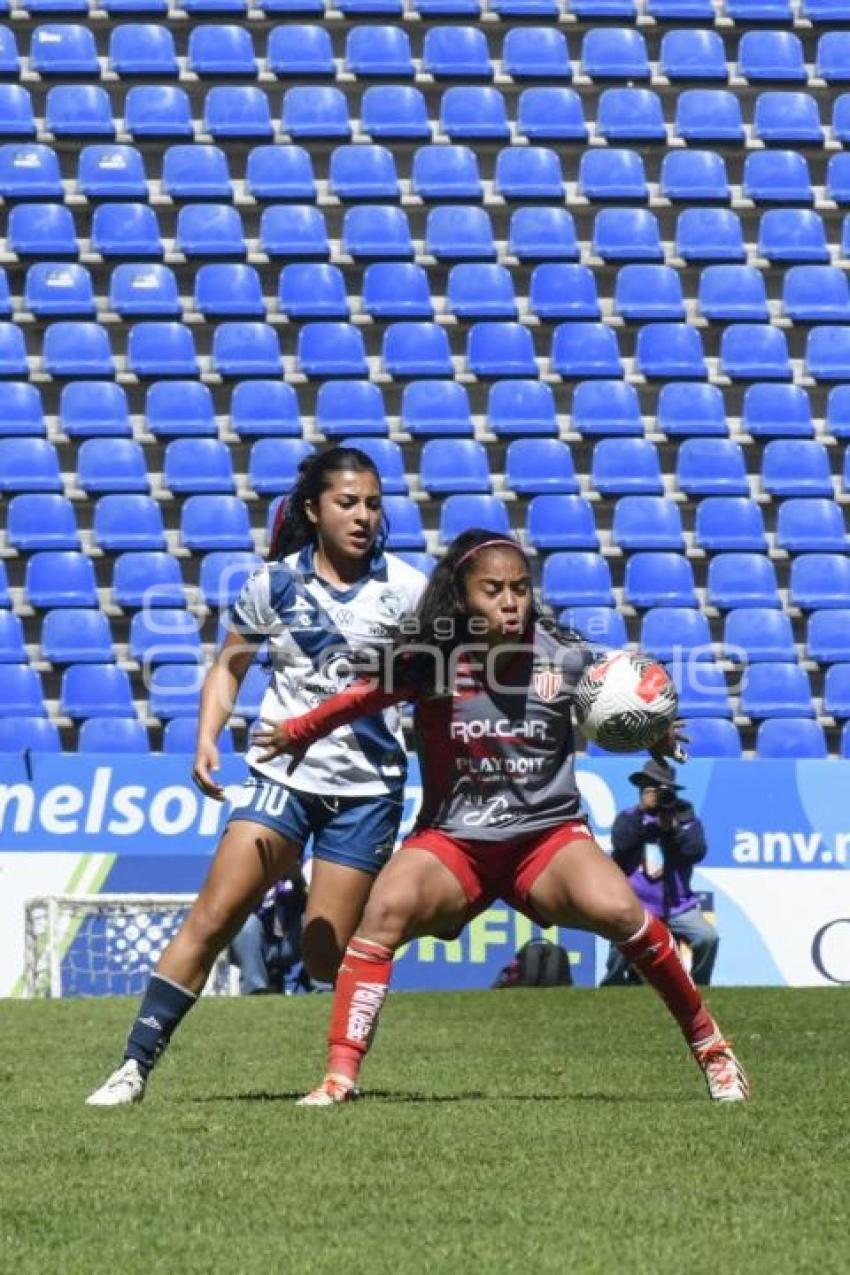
top-left (86, 1059), bottom-right (147, 1108)
top-left (692, 1035), bottom-right (751, 1103)
top-left (296, 1075), bottom-right (360, 1107)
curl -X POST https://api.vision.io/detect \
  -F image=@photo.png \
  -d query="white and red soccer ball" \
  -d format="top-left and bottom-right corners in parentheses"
top-left (573, 651), bottom-right (678, 753)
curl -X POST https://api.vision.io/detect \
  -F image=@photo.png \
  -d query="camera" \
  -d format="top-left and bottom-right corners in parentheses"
top-left (656, 787), bottom-right (678, 810)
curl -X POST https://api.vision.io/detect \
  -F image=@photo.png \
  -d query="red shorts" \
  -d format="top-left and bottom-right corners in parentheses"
top-left (401, 820), bottom-right (595, 930)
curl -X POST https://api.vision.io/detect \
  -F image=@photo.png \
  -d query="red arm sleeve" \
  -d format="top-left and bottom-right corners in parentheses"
top-left (285, 678), bottom-right (417, 747)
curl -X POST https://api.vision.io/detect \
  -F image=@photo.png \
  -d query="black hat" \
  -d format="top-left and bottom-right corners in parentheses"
top-left (628, 758), bottom-right (684, 791)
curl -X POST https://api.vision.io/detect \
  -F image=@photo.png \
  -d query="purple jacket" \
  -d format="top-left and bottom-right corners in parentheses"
top-left (611, 802), bottom-right (707, 919)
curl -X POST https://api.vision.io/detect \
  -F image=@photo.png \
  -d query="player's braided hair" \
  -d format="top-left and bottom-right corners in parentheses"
top-left (268, 446), bottom-right (388, 561)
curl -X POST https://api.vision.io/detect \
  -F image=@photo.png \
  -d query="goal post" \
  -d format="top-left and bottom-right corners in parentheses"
top-left (24, 894), bottom-right (238, 998)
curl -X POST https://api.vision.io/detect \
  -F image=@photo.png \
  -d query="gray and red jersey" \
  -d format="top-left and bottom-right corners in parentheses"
top-left (286, 623), bottom-right (597, 842)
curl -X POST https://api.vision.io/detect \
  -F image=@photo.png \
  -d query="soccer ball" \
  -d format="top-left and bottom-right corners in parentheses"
top-left (573, 651), bottom-right (678, 753)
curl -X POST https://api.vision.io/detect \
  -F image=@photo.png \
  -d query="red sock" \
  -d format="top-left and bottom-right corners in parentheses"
top-left (618, 913), bottom-right (715, 1047)
top-left (326, 936), bottom-right (394, 1084)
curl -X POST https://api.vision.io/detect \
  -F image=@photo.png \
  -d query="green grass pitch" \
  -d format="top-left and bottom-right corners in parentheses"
top-left (3, 988), bottom-right (847, 1275)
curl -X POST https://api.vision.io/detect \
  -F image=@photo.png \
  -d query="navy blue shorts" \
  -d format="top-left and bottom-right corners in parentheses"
top-left (227, 771), bottom-right (403, 876)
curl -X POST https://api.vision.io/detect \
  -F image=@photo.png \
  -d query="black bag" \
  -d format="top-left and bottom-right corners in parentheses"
top-left (492, 938), bottom-right (572, 988)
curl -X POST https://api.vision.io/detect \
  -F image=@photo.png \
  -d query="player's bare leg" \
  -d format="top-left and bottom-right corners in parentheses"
top-left (299, 847), bottom-right (468, 1106)
top-left (300, 860), bottom-right (377, 986)
top-left (87, 822), bottom-right (300, 1107)
top-left (528, 837), bottom-right (750, 1103)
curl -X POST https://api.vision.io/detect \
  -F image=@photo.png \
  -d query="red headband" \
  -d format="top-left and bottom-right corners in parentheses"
top-left (454, 538), bottom-right (524, 571)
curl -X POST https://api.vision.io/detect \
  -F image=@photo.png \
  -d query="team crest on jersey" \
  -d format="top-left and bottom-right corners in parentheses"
top-left (533, 666), bottom-right (562, 703)
top-left (376, 588), bottom-right (404, 623)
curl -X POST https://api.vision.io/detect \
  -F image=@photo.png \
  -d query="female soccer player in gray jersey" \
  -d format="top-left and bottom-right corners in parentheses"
top-left (264, 530), bottom-right (750, 1106)
top-left (87, 448), bottom-right (427, 1107)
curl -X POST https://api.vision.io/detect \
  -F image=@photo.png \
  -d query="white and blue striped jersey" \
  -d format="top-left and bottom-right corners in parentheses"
top-left (229, 545), bottom-right (428, 797)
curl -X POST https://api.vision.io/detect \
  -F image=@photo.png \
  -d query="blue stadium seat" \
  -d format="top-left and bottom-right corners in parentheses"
top-left (414, 0), bottom-right (480, 12)
top-left (345, 25), bottom-right (413, 77)
top-left (267, 24), bottom-right (334, 75)
top-left (489, 380), bottom-right (556, 437)
top-left (112, 552), bottom-right (185, 608)
top-left (726, 0), bottom-right (793, 17)
top-left (758, 210), bottom-right (829, 263)
top-left (42, 608), bottom-right (113, 664)
top-left (203, 88), bottom-right (273, 140)
top-left (707, 554), bottom-right (780, 609)
top-left (675, 91), bottom-right (744, 142)
top-left (529, 264), bottom-right (598, 322)
top-left (412, 145), bottom-right (481, 199)
top-left (676, 209), bottom-right (746, 262)
top-left (640, 608), bottom-right (712, 663)
top-left (77, 438), bottom-right (148, 494)
top-left (0, 438), bottom-right (62, 493)
top-left (756, 719), bottom-right (827, 759)
top-left (161, 718), bottom-right (232, 755)
top-left (361, 86), bottom-right (431, 140)
top-left (109, 264), bottom-right (180, 318)
top-left (420, 439), bottom-right (490, 494)
top-left (7, 493), bottom-right (79, 551)
top-left (93, 494), bottom-right (166, 552)
top-left (542, 553), bottom-right (614, 608)
top-left (743, 151), bottom-right (812, 203)
top-left (591, 439), bottom-right (663, 495)
top-left (422, 26), bottom-right (490, 77)
top-left (614, 266), bottom-right (684, 322)
top-left (126, 323), bottom-right (197, 377)
top-left (147, 381), bottom-right (216, 438)
top-left (30, 24), bottom-right (98, 75)
top-left (130, 609), bottom-right (201, 666)
top-left (579, 150), bottom-right (647, 201)
top-left (783, 267), bottom-right (850, 323)
top-left (92, 204), bottom-right (162, 258)
top-left (741, 664), bottom-right (814, 720)
top-left (163, 439), bottom-right (235, 495)
top-left (502, 27), bottom-right (570, 79)
top-left (510, 208), bottom-right (579, 261)
top-left (720, 326), bottom-right (791, 380)
top-left (195, 264), bottom-right (264, 318)
top-left (572, 381), bottom-right (641, 437)
top-left (282, 87), bottom-right (351, 139)
top-left (447, 265), bottom-right (516, 320)
top-left (441, 88), bottom-right (510, 140)
top-left (724, 608), bottom-right (796, 663)
top-left (698, 266), bottom-right (769, 323)
top-left (0, 271), bottom-right (10, 319)
top-left (46, 87), bottom-right (114, 138)
top-left (108, 23), bottom-right (177, 75)
top-left (187, 25), bottom-right (256, 76)
top-left (806, 326), bottom-right (850, 381)
top-left (0, 561), bottom-right (10, 606)
top-left (26, 550), bottom-right (98, 608)
top-left (198, 551), bottom-right (259, 607)
top-left (361, 264), bottom-right (432, 320)
top-left (277, 264), bottom-right (349, 321)
top-left (526, 495), bottom-right (597, 550)
top-left (672, 662), bottom-right (731, 718)
top-left (79, 718), bottom-right (149, 754)
top-left (383, 323), bottom-right (453, 376)
top-left (0, 144), bottom-right (63, 199)
top-left (612, 497), bottom-right (685, 551)
top-left (61, 383), bottom-right (130, 439)
top-left (345, 438), bottom-right (408, 494)
top-left (516, 88), bottom-right (588, 141)
top-left (660, 151), bottom-right (729, 202)
top-left (213, 323), bottom-right (282, 377)
top-left (694, 497), bottom-right (767, 552)
top-left (0, 30), bottom-right (19, 81)
top-left (162, 145), bottom-right (231, 200)
top-left (559, 606), bottom-right (627, 647)
top-left (681, 718), bottom-right (741, 757)
top-left (581, 28), bottom-right (649, 79)
top-left (0, 324), bottom-right (28, 377)
top-left (7, 203), bottom-right (76, 257)
top-left (298, 323), bottom-right (366, 377)
top-left (624, 553), bottom-right (698, 609)
top-left (790, 553), bottom-right (850, 609)
top-left (184, 0), bottom-right (248, 12)
top-left (592, 209), bottom-right (662, 262)
top-left (494, 147), bottom-right (563, 200)
top-left (676, 439), bottom-right (749, 496)
top-left (259, 205), bottom-right (326, 258)
top-left (0, 383), bottom-right (44, 437)
top-left (826, 666), bottom-right (850, 717)
top-left (743, 384), bottom-right (813, 439)
top-left (401, 381), bottom-right (472, 437)
top-left (180, 495), bottom-right (254, 550)
top-left (342, 206), bottom-right (413, 259)
top-left (148, 664), bottom-right (203, 720)
top-left (826, 153), bottom-right (850, 204)
top-left (596, 89), bottom-right (666, 141)
top-left (660, 29), bottom-right (727, 80)
top-left (77, 144), bottom-right (147, 198)
top-left (316, 382), bottom-right (385, 436)
top-left (738, 31), bottom-right (806, 82)
top-left (551, 323), bottom-right (621, 379)
top-left (762, 439), bottom-right (833, 497)
top-left (505, 439), bottom-right (579, 495)
top-left (835, 95), bottom-right (850, 143)
top-left (0, 612), bottom-right (25, 663)
top-left (124, 86), bottom-right (193, 139)
top-left (636, 325), bottom-right (707, 380)
top-left (807, 609), bottom-right (850, 662)
top-left (753, 92), bottom-right (822, 144)
top-left (438, 494), bottom-right (510, 543)
top-left (245, 146), bottom-right (314, 199)
top-left (777, 499), bottom-right (847, 552)
top-left (468, 323), bottom-right (537, 377)
top-left (424, 207), bottom-right (494, 261)
top-left (0, 717), bottom-right (60, 751)
top-left (817, 32), bottom-right (850, 83)
top-left (0, 667), bottom-right (46, 718)
top-left (329, 145), bottom-right (399, 199)
top-left (383, 496), bottom-right (426, 551)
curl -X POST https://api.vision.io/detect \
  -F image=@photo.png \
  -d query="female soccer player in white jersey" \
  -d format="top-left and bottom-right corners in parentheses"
top-left (262, 530), bottom-right (750, 1106)
top-left (86, 447), bottom-right (428, 1107)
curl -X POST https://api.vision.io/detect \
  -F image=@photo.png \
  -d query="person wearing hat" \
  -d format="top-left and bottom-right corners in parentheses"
top-left (601, 758), bottom-right (719, 987)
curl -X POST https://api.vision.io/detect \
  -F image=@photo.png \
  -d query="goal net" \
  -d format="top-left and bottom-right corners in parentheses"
top-left (24, 895), bottom-right (237, 998)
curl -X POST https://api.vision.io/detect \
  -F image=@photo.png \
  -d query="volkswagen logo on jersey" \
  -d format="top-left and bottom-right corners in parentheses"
top-left (533, 666), bottom-right (563, 703)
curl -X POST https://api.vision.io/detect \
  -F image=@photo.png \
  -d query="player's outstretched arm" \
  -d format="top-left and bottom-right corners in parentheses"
top-left (252, 676), bottom-right (414, 764)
